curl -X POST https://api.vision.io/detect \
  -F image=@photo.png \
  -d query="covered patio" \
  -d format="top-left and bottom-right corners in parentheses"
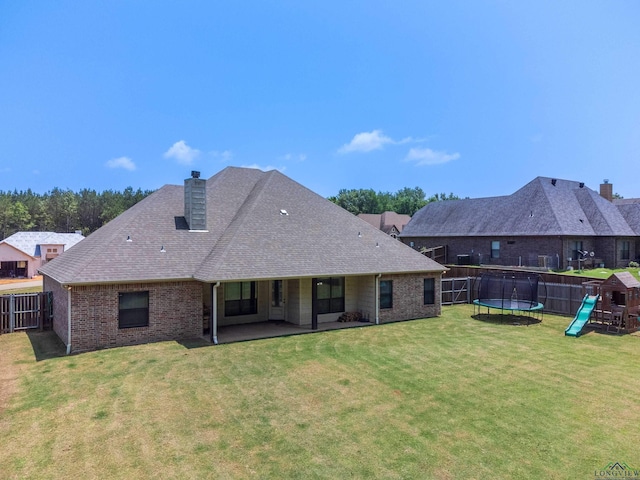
top-left (214, 318), bottom-right (376, 344)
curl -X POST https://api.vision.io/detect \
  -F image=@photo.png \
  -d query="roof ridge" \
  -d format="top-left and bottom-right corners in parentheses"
top-left (194, 170), bottom-right (275, 278)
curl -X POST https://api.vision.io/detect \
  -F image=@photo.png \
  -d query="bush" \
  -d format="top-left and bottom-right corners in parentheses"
top-left (629, 261), bottom-right (639, 268)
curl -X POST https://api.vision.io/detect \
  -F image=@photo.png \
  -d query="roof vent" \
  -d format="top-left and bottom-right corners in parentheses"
top-left (280, 209), bottom-right (289, 216)
top-left (579, 182), bottom-right (584, 188)
top-left (184, 174), bottom-right (207, 230)
top-left (551, 179), bottom-right (557, 186)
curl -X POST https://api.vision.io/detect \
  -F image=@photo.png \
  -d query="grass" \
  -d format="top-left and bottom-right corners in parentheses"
top-left (0, 286), bottom-right (43, 295)
top-left (555, 267), bottom-right (640, 281)
top-left (1, 305), bottom-right (640, 479)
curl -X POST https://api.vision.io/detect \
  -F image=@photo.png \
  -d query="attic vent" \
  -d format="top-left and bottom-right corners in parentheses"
top-left (551, 179), bottom-right (557, 186)
top-left (280, 209), bottom-right (289, 216)
top-left (579, 182), bottom-right (584, 188)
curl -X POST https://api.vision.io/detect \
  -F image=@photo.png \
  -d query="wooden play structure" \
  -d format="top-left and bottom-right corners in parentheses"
top-left (582, 272), bottom-right (640, 333)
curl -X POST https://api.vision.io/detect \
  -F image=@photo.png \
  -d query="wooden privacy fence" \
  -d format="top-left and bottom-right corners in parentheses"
top-left (443, 276), bottom-right (587, 316)
top-left (0, 292), bottom-right (53, 334)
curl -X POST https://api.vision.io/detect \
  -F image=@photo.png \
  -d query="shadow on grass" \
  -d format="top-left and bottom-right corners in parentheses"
top-left (471, 313), bottom-right (542, 326)
top-left (176, 337), bottom-right (213, 349)
top-left (26, 330), bottom-right (67, 361)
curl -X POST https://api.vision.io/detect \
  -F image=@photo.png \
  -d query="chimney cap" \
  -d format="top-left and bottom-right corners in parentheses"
top-left (603, 179), bottom-right (609, 184)
top-left (191, 171), bottom-right (201, 179)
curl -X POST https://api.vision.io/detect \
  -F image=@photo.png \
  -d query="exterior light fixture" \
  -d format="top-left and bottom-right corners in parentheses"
top-left (358, 232), bottom-right (362, 238)
top-left (160, 246), bottom-right (166, 253)
top-left (126, 235), bottom-right (132, 242)
top-left (376, 242), bottom-right (380, 248)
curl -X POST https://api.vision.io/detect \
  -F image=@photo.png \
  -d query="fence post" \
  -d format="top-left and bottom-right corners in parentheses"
top-left (9, 295), bottom-right (15, 333)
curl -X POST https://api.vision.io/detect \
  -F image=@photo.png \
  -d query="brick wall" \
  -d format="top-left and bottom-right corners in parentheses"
top-left (378, 272), bottom-right (442, 323)
top-left (44, 276), bottom-right (69, 346)
top-left (401, 235), bottom-right (628, 269)
top-left (64, 281), bottom-right (202, 353)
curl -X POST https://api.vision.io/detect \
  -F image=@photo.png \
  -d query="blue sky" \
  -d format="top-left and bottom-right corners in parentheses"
top-left (1, 1), bottom-right (639, 200)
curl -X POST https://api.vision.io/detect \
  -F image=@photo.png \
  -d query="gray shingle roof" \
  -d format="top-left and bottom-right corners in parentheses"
top-left (2, 232), bottom-right (84, 257)
top-left (358, 212), bottom-right (411, 234)
top-left (617, 203), bottom-right (640, 235)
top-left (40, 167), bottom-right (445, 285)
top-left (401, 177), bottom-right (636, 238)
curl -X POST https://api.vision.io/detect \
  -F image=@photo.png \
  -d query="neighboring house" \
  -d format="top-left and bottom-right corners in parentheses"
top-left (400, 177), bottom-right (639, 270)
top-left (40, 167), bottom-right (446, 354)
top-left (0, 231), bottom-right (84, 278)
top-left (358, 211), bottom-right (411, 238)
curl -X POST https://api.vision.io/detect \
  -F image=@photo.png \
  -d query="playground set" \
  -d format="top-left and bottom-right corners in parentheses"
top-left (565, 272), bottom-right (640, 337)
top-left (473, 271), bottom-right (545, 323)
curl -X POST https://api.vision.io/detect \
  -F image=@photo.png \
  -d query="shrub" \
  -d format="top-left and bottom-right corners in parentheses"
top-left (628, 261), bottom-right (639, 268)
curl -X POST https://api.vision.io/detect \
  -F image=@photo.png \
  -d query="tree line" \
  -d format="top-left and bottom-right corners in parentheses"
top-left (328, 187), bottom-right (459, 216)
top-left (0, 187), bottom-right (154, 239)
top-left (0, 184), bottom-right (457, 240)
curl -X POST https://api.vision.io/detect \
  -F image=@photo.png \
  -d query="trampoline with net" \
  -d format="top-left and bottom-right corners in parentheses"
top-left (473, 271), bottom-right (545, 321)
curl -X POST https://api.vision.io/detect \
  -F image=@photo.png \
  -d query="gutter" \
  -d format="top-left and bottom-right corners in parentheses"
top-left (211, 282), bottom-right (220, 345)
top-left (66, 285), bottom-right (72, 355)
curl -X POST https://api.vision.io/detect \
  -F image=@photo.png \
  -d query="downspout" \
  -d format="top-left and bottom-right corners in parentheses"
top-left (375, 274), bottom-right (381, 325)
top-left (211, 282), bottom-right (220, 345)
top-left (66, 286), bottom-right (72, 355)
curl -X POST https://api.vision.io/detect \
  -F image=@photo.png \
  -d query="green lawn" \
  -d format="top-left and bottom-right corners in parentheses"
top-left (0, 285), bottom-right (43, 295)
top-left (556, 267), bottom-right (640, 281)
top-left (1, 305), bottom-right (640, 479)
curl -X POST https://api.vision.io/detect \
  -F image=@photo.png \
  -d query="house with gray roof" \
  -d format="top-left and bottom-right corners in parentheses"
top-left (0, 231), bottom-right (84, 278)
top-left (358, 211), bottom-right (411, 238)
top-left (400, 177), bottom-right (639, 270)
top-left (40, 167), bottom-right (446, 353)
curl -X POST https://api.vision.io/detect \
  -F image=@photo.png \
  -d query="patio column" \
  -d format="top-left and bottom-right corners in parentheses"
top-left (211, 282), bottom-right (220, 344)
top-left (311, 278), bottom-right (318, 330)
top-left (375, 274), bottom-right (380, 325)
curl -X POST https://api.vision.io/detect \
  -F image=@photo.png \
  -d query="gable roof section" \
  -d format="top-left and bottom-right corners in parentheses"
top-left (1, 232), bottom-right (84, 257)
top-left (40, 167), bottom-right (445, 285)
top-left (401, 177), bottom-right (636, 238)
top-left (357, 211), bottom-right (411, 234)
top-left (603, 272), bottom-right (640, 289)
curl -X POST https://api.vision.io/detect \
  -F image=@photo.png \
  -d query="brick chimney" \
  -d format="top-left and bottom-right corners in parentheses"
top-left (184, 171), bottom-right (207, 230)
top-left (600, 179), bottom-right (613, 202)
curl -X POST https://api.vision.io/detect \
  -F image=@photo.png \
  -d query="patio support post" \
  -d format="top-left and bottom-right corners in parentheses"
top-left (375, 273), bottom-right (381, 325)
top-left (212, 282), bottom-right (220, 345)
top-left (311, 278), bottom-right (318, 330)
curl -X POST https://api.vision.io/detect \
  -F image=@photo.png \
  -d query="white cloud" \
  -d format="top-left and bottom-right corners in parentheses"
top-left (338, 130), bottom-right (394, 154)
top-left (106, 156), bottom-right (136, 171)
top-left (211, 150), bottom-right (233, 161)
top-left (164, 140), bottom-right (201, 165)
top-left (280, 153), bottom-right (307, 162)
top-left (242, 164), bottom-right (286, 173)
top-left (405, 147), bottom-right (460, 166)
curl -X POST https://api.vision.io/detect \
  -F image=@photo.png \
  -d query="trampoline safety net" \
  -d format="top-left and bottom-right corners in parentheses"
top-left (476, 271), bottom-right (540, 310)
